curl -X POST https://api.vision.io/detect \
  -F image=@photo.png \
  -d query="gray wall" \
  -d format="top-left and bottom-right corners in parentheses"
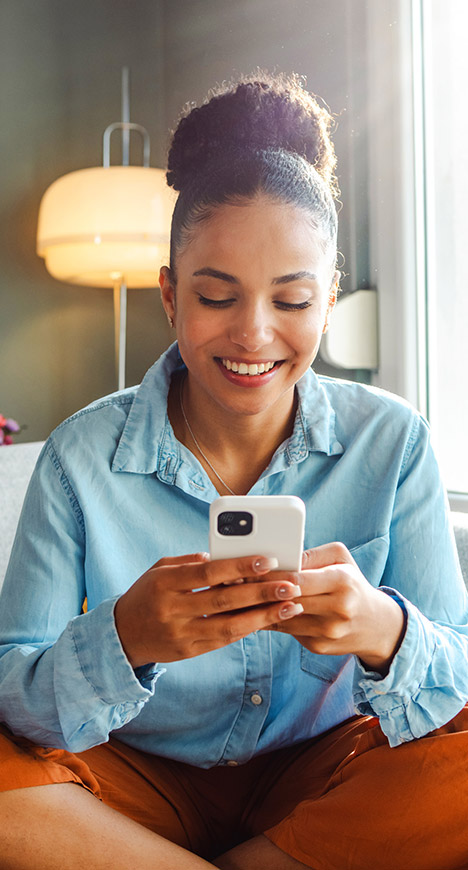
top-left (163, 0), bottom-right (370, 293)
top-left (0, 0), bottom-right (370, 442)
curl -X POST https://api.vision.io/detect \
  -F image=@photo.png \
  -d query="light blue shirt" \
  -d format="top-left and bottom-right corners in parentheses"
top-left (0, 343), bottom-right (467, 762)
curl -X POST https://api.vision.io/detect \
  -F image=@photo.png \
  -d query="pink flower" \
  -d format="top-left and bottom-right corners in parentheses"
top-left (0, 413), bottom-right (22, 446)
top-left (5, 418), bottom-right (20, 433)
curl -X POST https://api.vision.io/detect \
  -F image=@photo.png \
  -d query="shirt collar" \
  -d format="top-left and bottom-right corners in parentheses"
top-left (112, 342), bottom-right (343, 478)
top-left (112, 343), bottom-right (182, 476)
top-left (295, 369), bottom-right (344, 457)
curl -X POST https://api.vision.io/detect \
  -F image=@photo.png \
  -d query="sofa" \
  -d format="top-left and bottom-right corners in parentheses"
top-left (1, 441), bottom-right (468, 591)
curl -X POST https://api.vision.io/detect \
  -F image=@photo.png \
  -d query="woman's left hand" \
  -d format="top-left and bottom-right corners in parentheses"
top-left (266, 543), bottom-right (406, 675)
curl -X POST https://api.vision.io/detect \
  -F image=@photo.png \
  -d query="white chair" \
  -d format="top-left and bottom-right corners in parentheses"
top-left (0, 441), bottom-right (44, 590)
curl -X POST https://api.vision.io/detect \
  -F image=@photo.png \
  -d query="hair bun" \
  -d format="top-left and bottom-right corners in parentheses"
top-left (167, 72), bottom-right (338, 197)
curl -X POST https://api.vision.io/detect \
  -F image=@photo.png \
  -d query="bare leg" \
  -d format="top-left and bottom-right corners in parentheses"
top-left (0, 782), bottom-right (214, 870)
top-left (214, 835), bottom-right (310, 870)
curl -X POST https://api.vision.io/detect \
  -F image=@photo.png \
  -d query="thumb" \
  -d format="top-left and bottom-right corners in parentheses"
top-left (301, 542), bottom-right (356, 570)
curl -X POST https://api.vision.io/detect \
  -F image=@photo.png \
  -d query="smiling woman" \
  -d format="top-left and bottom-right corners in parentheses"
top-left (160, 194), bottom-right (338, 494)
top-left (1, 72), bottom-right (468, 870)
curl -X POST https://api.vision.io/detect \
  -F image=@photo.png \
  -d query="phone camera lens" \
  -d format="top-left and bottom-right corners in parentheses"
top-left (220, 524), bottom-right (233, 535)
top-left (217, 511), bottom-right (253, 536)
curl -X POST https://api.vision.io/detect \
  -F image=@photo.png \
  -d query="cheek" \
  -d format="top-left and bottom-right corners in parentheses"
top-left (176, 310), bottom-right (217, 353)
top-left (291, 310), bottom-right (327, 344)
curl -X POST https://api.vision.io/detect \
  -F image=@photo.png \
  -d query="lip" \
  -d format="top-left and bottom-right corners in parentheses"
top-left (215, 357), bottom-right (283, 387)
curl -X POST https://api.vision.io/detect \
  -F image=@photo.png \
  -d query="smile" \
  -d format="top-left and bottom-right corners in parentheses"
top-left (221, 359), bottom-right (278, 375)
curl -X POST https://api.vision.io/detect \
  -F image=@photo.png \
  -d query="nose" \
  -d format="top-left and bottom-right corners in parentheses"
top-left (229, 300), bottom-right (274, 352)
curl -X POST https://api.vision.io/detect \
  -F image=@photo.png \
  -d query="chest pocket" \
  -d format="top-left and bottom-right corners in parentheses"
top-left (300, 648), bottom-right (351, 682)
top-left (299, 534), bottom-right (390, 683)
top-left (349, 533), bottom-right (390, 587)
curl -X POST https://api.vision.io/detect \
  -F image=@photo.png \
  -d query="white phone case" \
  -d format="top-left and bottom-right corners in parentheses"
top-left (209, 495), bottom-right (305, 571)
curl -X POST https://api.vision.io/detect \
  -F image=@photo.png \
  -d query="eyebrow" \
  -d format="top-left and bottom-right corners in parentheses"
top-left (192, 268), bottom-right (238, 284)
top-left (192, 268), bottom-right (317, 285)
top-left (271, 270), bottom-right (317, 285)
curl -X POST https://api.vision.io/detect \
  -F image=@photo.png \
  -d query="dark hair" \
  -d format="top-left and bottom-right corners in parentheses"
top-left (166, 72), bottom-right (339, 272)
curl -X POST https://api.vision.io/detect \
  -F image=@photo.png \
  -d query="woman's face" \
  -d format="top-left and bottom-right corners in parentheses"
top-left (160, 194), bottom-right (338, 421)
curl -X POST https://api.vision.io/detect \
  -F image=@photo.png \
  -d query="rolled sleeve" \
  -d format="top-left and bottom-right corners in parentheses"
top-left (354, 591), bottom-right (468, 746)
top-left (53, 597), bottom-right (164, 751)
top-left (68, 597), bottom-right (161, 704)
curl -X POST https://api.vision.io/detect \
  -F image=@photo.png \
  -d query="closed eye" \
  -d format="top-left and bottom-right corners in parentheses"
top-left (197, 294), bottom-right (312, 311)
top-left (274, 300), bottom-right (312, 311)
top-left (197, 294), bottom-right (236, 308)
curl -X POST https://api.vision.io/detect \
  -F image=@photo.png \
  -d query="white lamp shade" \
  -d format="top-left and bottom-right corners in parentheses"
top-left (37, 166), bottom-right (176, 288)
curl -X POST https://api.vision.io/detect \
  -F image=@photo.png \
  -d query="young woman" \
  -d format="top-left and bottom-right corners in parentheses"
top-left (1, 73), bottom-right (468, 870)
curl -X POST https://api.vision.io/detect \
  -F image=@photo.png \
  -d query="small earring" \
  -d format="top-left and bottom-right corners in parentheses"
top-left (167, 315), bottom-right (175, 328)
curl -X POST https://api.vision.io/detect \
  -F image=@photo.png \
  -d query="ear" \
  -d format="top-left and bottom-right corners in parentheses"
top-left (322, 270), bottom-right (339, 334)
top-left (159, 266), bottom-right (176, 327)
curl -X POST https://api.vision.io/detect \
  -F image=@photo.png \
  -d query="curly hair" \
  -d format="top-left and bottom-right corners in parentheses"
top-left (166, 71), bottom-right (339, 271)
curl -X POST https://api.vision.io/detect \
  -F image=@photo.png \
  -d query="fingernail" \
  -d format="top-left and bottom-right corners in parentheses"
top-left (279, 602), bottom-right (304, 619)
top-left (253, 556), bottom-right (279, 572)
top-left (276, 584), bottom-right (302, 600)
top-left (223, 577), bottom-right (245, 586)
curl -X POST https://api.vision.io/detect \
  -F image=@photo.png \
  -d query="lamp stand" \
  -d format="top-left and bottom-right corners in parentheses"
top-left (113, 279), bottom-right (127, 391)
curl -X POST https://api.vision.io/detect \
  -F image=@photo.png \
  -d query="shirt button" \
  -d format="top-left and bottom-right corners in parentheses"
top-left (250, 692), bottom-right (263, 706)
top-left (226, 760), bottom-right (238, 767)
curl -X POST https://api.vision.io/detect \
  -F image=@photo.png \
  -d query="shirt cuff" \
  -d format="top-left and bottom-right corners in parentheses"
top-left (69, 596), bottom-right (165, 704)
top-left (353, 587), bottom-right (436, 746)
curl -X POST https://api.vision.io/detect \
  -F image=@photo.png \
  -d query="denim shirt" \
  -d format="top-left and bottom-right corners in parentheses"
top-left (0, 343), bottom-right (467, 762)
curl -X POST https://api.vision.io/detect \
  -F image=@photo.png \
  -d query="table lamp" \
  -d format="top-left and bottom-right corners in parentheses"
top-left (36, 69), bottom-right (175, 390)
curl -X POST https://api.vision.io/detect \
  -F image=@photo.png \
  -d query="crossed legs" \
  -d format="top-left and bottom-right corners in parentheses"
top-left (2, 708), bottom-right (468, 870)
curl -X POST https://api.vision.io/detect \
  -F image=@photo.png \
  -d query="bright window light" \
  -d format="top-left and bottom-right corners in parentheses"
top-left (420, 0), bottom-right (468, 495)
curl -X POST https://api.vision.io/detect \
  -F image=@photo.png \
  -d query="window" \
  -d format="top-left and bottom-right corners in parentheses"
top-left (418, 0), bottom-right (468, 497)
top-left (368, 0), bottom-right (468, 505)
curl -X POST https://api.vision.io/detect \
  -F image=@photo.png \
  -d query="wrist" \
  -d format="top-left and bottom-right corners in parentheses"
top-left (114, 594), bottom-right (148, 669)
top-left (358, 591), bottom-right (407, 676)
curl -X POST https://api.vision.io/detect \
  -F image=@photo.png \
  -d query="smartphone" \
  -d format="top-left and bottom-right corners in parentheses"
top-left (209, 495), bottom-right (306, 571)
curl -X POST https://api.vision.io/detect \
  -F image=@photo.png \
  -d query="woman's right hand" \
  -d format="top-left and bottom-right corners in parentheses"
top-left (114, 553), bottom-right (303, 668)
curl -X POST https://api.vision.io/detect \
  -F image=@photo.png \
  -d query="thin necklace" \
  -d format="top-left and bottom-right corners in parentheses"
top-left (179, 382), bottom-right (237, 495)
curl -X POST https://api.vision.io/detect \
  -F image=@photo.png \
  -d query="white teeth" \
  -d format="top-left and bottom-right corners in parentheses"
top-left (221, 359), bottom-right (277, 375)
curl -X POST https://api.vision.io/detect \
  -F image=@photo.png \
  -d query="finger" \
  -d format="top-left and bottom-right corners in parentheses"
top-left (244, 564), bottom-right (354, 597)
top-left (294, 565), bottom-right (357, 599)
top-left (223, 556), bottom-right (279, 585)
top-left (240, 567), bottom-right (298, 585)
top-left (301, 542), bottom-right (356, 571)
top-left (267, 613), bottom-right (328, 635)
top-left (181, 579), bottom-right (303, 619)
top-left (194, 600), bottom-right (305, 649)
top-left (150, 554), bottom-right (281, 592)
top-left (155, 552), bottom-right (210, 568)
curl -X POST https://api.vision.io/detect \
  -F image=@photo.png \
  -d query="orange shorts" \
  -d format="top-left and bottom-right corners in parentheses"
top-left (1, 709), bottom-right (468, 870)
